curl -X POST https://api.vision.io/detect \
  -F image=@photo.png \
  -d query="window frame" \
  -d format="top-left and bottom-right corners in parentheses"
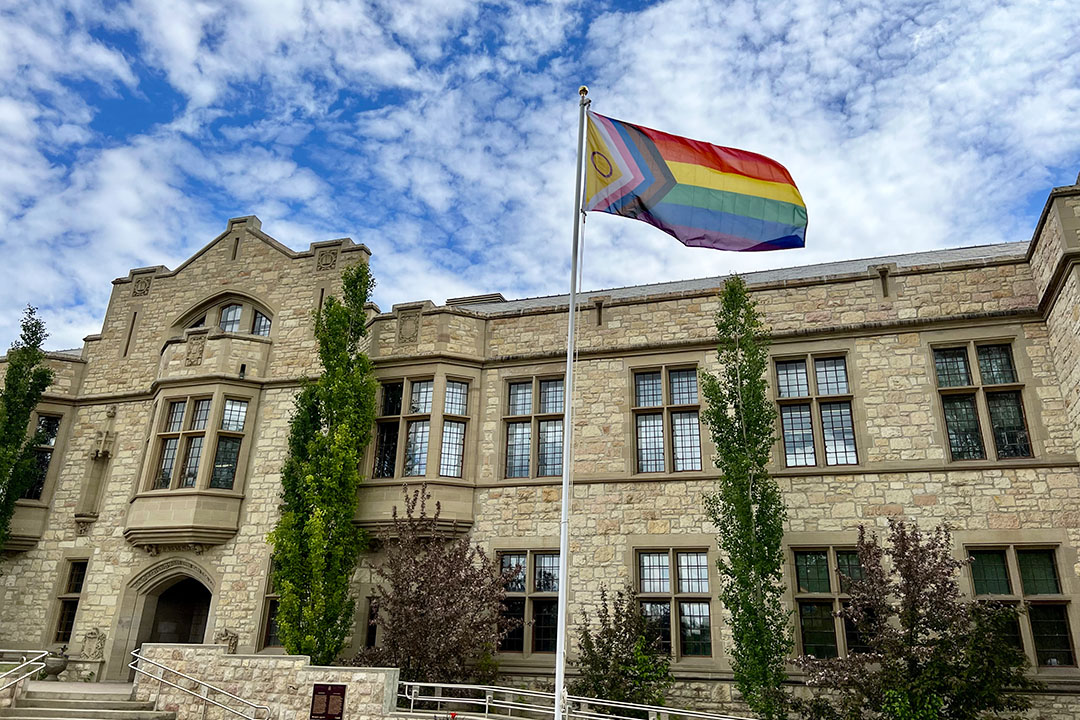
top-left (19, 409), bottom-right (67, 502)
top-left (51, 558), bottom-right (89, 646)
top-left (931, 341), bottom-right (1034, 462)
top-left (372, 377), bottom-right (435, 479)
top-left (630, 365), bottom-right (703, 475)
top-left (965, 543), bottom-right (1077, 669)
top-left (773, 353), bottom-right (859, 469)
top-left (789, 545), bottom-right (866, 659)
top-left (259, 558), bottom-right (282, 652)
top-left (439, 378), bottom-right (470, 479)
top-left (501, 376), bottom-right (566, 480)
top-left (497, 549), bottom-right (561, 658)
top-left (174, 296), bottom-right (273, 339)
top-left (635, 547), bottom-right (714, 660)
top-left (142, 385), bottom-right (257, 494)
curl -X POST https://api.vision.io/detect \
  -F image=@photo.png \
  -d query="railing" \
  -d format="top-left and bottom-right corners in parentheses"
top-left (396, 681), bottom-right (753, 720)
top-left (129, 649), bottom-right (273, 720)
top-left (0, 650), bottom-right (47, 693)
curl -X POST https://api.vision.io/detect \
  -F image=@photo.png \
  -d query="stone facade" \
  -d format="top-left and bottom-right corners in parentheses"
top-left (132, 643), bottom-right (396, 720)
top-left (2, 182), bottom-right (1080, 715)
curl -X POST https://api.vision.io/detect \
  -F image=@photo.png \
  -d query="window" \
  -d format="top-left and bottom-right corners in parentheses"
top-left (637, 549), bottom-right (712, 658)
top-left (967, 545), bottom-right (1075, 667)
top-left (776, 356), bottom-right (857, 468)
top-left (219, 304), bottom-right (243, 332)
top-left (148, 394), bottom-right (250, 491)
top-left (791, 546), bottom-right (866, 658)
top-left (181, 300), bottom-right (272, 338)
top-left (503, 378), bottom-right (564, 479)
top-left (251, 310), bottom-right (271, 337)
top-left (261, 563), bottom-right (281, 649)
top-left (632, 368), bottom-right (702, 474)
top-left (373, 379), bottom-right (435, 478)
top-left (21, 414), bottom-right (62, 500)
top-left (498, 550), bottom-right (560, 655)
top-left (933, 343), bottom-right (1032, 461)
top-left (439, 380), bottom-right (469, 477)
top-left (54, 559), bottom-right (88, 643)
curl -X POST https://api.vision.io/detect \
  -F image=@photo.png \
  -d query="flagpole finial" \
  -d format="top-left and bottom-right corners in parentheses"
top-left (578, 85), bottom-right (589, 97)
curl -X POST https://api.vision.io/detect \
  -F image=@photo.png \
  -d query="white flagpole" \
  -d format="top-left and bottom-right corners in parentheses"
top-left (553, 85), bottom-right (590, 720)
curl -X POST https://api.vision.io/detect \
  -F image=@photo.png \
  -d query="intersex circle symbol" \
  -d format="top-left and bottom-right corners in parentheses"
top-left (591, 151), bottom-right (613, 178)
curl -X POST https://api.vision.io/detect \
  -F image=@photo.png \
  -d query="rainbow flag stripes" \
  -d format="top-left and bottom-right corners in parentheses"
top-left (584, 111), bottom-right (807, 251)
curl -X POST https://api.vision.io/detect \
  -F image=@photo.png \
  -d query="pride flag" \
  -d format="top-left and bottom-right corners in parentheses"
top-left (584, 111), bottom-right (807, 251)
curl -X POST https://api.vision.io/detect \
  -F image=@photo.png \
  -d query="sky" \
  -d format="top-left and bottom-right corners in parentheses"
top-left (1, 0), bottom-right (1079, 351)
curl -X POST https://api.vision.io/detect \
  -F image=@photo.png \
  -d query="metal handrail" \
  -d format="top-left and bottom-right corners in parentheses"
top-left (129, 649), bottom-right (273, 720)
top-left (0, 650), bottom-right (47, 692)
top-left (396, 680), bottom-right (753, 720)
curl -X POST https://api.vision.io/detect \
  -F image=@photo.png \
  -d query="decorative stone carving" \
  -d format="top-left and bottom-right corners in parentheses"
top-left (74, 518), bottom-right (94, 536)
top-left (91, 430), bottom-right (115, 460)
top-left (141, 543), bottom-right (208, 556)
top-left (81, 628), bottom-right (106, 660)
top-left (213, 628), bottom-right (239, 654)
top-left (130, 557), bottom-right (215, 593)
top-left (397, 312), bottom-right (420, 343)
top-left (316, 249), bottom-right (338, 271)
top-left (185, 336), bottom-right (205, 366)
top-left (132, 277), bottom-right (152, 296)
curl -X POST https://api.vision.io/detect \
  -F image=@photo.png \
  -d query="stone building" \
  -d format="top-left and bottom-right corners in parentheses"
top-left (2, 180), bottom-right (1080, 713)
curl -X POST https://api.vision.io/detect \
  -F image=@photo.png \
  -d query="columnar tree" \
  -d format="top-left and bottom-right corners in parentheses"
top-left (268, 262), bottom-right (378, 665)
top-left (701, 276), bottom-right (791, 719)
top-left (358, 484), bottom-right (514, 683)
top-left (0, 307), bottom-right (54, 553)
top-left (794, 521), bottom-right (1041, 720)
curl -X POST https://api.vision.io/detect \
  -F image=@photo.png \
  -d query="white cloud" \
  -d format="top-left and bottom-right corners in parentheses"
top-left (1, 0), bottom-right (1079, 351)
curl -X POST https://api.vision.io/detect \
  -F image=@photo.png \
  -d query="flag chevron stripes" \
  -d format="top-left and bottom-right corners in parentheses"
top-left (584, 111), bottom-right (807, 252)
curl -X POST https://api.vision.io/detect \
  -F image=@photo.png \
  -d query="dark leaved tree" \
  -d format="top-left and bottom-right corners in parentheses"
top-left (701, 276), bottom-right (791, 719)
top-left (793, 520), bottom-right (1041, 720)
top-left (357, 484), bottom-right (515, 683)
top-left (571, 584), bottom-right (673, 709)
top-left (0, 307), bottom-right (54, 554)
top-left (267, 261), bottom-right (378, 665)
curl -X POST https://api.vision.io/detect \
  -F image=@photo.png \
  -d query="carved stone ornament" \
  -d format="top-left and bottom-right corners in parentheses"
top-left (316, 249), bottom-right (338, 271)
top-left (185, 335), bottom-right (205, 366)
top-left (81, 628), bottom-right (106, 661)
top-left (130, 557), bottom-right (215, 593)
top-left (397, 312), bottom-right (420, 343)
top-left (75, 518), bottom-right (94, 536)
top-left (142, 543), bottom-right (207, 556)
top-left (132, 277), bottom-right (152, 297)
top-left (213, 628), bottom-right (239, 654)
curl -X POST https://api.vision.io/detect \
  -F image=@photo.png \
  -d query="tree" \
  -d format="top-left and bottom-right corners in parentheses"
top-left (701, 275), bottom-right (791, 719)
top-left (357, 484), bottom-right (515, 683)
top-left (570, 585), bottom-right (673, 709)
top-left (793, 520), bottom-right (1041, 720)
top-left (267, 261), bottom-right (378, 665)
top-left (0, 307), bottom-right (54, 553)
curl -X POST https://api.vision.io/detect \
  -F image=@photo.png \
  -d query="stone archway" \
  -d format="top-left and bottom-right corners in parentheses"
top-left (146, 577), bottom-right (211, 644)
top-left (105, 557), bottom-right (219, 681)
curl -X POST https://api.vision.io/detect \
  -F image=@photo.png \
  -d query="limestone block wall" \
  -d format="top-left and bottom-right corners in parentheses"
top-left (1047, 271), bottom-right (1080, 460)
top-left (132, 644), bottom-right (397, 720)
top-left (78, 220), bottom-right (368, 396)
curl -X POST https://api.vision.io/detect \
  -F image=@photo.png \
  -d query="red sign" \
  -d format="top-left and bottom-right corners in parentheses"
top-left (310, 684), bottom-right (346, 720)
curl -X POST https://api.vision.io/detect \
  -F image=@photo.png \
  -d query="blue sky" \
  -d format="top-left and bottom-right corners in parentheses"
top-left (1, 0), bottom-right (1079, 350)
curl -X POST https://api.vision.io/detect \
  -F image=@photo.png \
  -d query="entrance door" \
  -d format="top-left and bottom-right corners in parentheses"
top-left (148, 577), bottom-right (211, 643)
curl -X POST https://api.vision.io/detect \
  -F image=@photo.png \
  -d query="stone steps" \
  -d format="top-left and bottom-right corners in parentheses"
top-left (8, 684), bottom-right (174, 720)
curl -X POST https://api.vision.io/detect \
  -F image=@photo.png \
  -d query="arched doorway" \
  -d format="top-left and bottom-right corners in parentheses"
top-left (147, 577), bottom-right (211, 644)
top-left (106, 558), bottom-right (220, 681)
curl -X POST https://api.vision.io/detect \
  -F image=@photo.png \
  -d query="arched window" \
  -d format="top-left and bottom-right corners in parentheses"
top-left (219, 304), bottom-right (243, 333)
top-left (252, 311), bottom-right (271, 337)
